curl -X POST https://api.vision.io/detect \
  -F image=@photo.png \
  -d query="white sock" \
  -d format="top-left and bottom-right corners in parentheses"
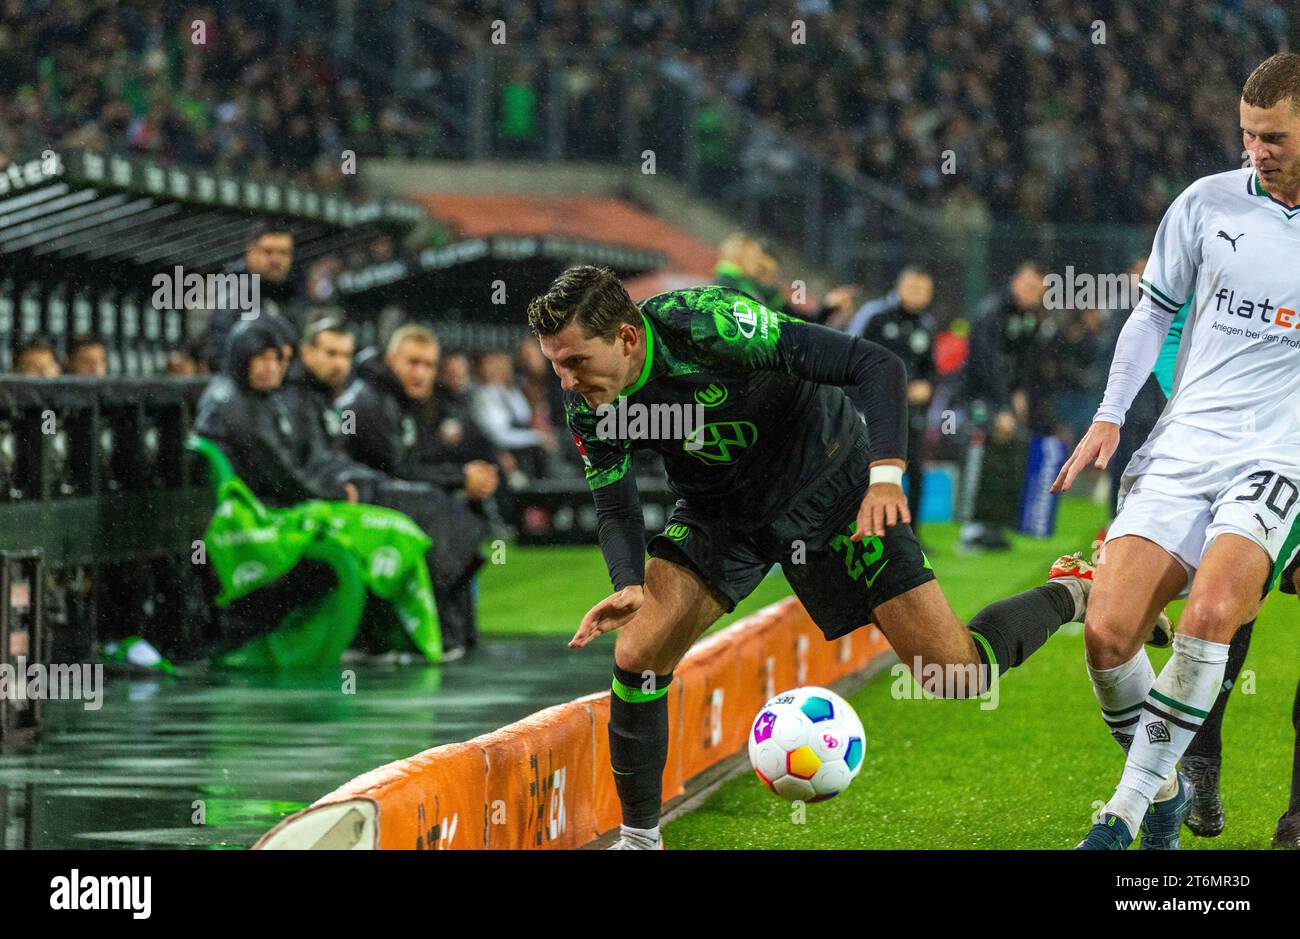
top-left (1106, 634), bottom-right (1229, 831)
top-left (1052, 578), bottom-right (1088, 623)
top-left (620, 824), bottom-right (660, 846)
top-left (1087, 647), bottom-right (1154, 751)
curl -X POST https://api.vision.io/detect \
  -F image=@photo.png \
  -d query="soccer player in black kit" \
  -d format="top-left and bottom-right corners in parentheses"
top-left (528, 266), bottom-right (1129, 849)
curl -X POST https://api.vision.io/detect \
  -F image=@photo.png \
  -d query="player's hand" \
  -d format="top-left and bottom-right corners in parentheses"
top-left (463, 461), bottom-right (499, 500)
top-left (343, 482), bottom-right (360, 504)
top-left (853, 482), bottom-right (910, 541)
top-left (1051, 420), bottom-right (1120, 493)
top-left (823, 285), bottom-right (858, 312)
top-left (569, 585), bottom-right (644, 649)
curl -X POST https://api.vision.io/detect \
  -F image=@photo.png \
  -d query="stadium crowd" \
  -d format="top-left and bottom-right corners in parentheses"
top-left (0, 0), bottom-right (1288, 226)
top-left (0, 0), bottom-right (430, 193)
top-left (444, 0), bottom-right (1286, 223)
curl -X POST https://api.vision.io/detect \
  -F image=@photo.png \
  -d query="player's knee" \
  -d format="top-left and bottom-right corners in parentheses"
top-left (1177, 598), bottom-right (1240, 643)
top-left (613, 617), bottom-right (674, 676)
top-left (906, 654), bottom-right (986, 699)
top-left (1083, 611), bottom-right (1142, 667)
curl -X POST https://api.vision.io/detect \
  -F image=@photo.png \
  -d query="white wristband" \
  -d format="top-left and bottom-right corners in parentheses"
top-left (869, 465), bottom-right (904, 487)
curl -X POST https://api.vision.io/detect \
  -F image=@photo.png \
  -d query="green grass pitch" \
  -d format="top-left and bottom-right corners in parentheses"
top-left (474, 497), bottom-right (1298, 849)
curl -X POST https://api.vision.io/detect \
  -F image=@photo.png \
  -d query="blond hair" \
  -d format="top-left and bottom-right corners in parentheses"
top-left (386, 323), bottom-right (439, 356)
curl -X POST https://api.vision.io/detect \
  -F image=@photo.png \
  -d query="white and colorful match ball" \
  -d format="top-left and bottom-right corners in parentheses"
top-left (748, 686), bottom-right (866, 802)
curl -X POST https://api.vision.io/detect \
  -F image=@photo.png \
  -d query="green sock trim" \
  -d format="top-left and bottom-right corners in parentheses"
top-left (969, 629), bottom-right (998, 675)
top-left (612, 674), bottom-right (671, 704)
top-left (1148, 687), bottom-right (1209, 720)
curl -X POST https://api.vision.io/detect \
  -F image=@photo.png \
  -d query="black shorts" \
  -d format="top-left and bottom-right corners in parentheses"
top-left (646, 438), bottom-right (936, 640)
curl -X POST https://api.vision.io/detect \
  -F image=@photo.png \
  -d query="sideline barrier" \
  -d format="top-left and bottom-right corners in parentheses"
top-left (254, 597), bottom-right (893, 850)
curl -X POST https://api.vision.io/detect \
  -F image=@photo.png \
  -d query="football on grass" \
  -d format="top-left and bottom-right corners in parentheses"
top-left (748, 686), bottom-right (866, 802)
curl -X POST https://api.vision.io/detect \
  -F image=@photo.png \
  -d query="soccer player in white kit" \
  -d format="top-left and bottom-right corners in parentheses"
top-left (1054, 53), bottom-right (1300, 850)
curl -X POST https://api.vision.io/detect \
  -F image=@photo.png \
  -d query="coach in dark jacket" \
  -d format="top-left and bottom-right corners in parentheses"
top-left (337, 325), bottom-right (499, 656)
top-left (194, 319), bottom-right (372, 506)
top-left (338, 348), bottom-right (499, 497)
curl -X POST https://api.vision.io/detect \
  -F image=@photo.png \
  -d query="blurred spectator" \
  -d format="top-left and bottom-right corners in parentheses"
top-left (713, 231), bottom-right (856, 323)
top-left (166, 349), bottom-right (199, 376)
top-left (337, 324), bottom-right (499, 656)
top-left (193, 320), bottom-right (360, 507)
top-left (957, 260), bottom-right (1053, 552)
top-left (514, 336), bottom-right (564, 440)
top-left (202, 223), bottom-right (300, 370)
top-left (436, 350), bottom-right (476, 421)
top-left (1052, 306), bottom-right (1107, 445)
top-left (470, 349), bottom-right (558, 482)
top-left (497, 60), bottom-right (539, 154)
top-left (283, 317), bottom-right (355, 448)
top-left (15, 338), bottom-right (61, 377)
top-left (67, 337), bottom-right (108, 377)
top-left (840, 267), bottom-right (939, 539)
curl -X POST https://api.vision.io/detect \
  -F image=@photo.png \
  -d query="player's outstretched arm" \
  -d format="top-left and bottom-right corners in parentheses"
top-left (1051, 420), bottom-right (1120, 493)
top-left (570, 585), bottom-right (644, 648)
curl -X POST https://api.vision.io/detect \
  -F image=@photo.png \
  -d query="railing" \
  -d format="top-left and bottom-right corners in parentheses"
top-left (0, 377), bottom-right (210, 659)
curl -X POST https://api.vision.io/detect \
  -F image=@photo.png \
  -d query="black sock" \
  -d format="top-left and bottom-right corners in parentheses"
top-left (1290, 676), bottom-right (1300, 815)
top-left (609, 664), bottom-right (673, 830)
top-left (1184, 619), bottom-right (1254, 764)
top-left (968, 582), bottom-right (1074, 677)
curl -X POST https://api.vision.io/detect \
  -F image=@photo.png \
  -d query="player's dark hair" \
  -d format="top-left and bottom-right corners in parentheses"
top-left (17, 337), bottom-right (56, 358)
top-left (303, 315), bottom-right (350, 346)
top-left (526, 265), bottom-right (639, 340)
top-left (1243, 53), bottom-right (1300, 114)
top-left (67, 335), bottom-right (105, 356)
top-left (246, 219), bottom-right (294, 247)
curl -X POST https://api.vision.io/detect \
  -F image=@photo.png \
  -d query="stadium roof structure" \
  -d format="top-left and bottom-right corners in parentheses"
top-left (332, 234), bottom-right (667, 299)
top-left (418, 193), bottom-right (717, 276)
top-left (0, 149), bottom-right (427, 278)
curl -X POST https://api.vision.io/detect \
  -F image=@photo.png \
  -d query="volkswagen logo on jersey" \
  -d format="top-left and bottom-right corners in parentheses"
top-left (682, 420), bottom-right (758, 463)
top-left (694, 383), bottom-right (729, 407)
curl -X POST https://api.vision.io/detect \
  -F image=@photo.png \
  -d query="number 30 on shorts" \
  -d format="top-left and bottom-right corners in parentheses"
top-left (1233, 471), bottom-right (1299, 520)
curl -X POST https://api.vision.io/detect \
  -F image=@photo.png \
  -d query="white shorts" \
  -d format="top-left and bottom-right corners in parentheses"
top-left (1107, 457), bottom-right (1300, 597)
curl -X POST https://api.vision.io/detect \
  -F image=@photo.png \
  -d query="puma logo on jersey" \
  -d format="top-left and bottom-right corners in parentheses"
top-left (1254, 513), bottom-right (1277, 537)
top-left (1217, 230), bottom-right (1244, 251)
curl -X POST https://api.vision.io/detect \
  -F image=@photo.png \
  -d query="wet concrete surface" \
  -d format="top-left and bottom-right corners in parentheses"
top-left (0, 637), bottom-right (609, 849)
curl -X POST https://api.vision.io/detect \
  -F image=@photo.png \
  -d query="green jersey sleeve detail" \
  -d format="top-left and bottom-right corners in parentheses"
top-left (640, 285), bottom-right (793, 372)
top-left (565, 395), bottom-right (633, 490)
top-left (1152, 298), bottom-right (1190, 398)
top-left (585, 452), bottom-right (632, 490)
